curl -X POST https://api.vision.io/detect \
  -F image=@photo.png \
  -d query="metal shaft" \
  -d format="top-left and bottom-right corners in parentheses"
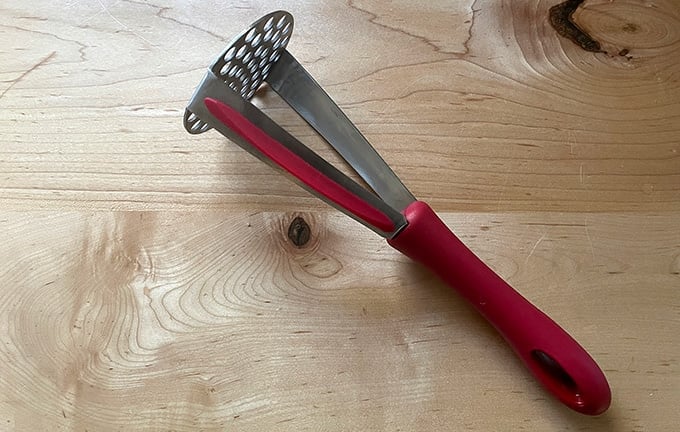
top-left (266, 50), bottom-right (416, 212)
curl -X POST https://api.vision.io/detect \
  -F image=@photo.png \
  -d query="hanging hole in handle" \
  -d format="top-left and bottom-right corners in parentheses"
top-left (531, 350), bottom-right (579, 393)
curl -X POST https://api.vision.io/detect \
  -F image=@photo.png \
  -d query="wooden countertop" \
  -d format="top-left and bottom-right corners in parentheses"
top-left (1, 1), bottom-right (678, 430)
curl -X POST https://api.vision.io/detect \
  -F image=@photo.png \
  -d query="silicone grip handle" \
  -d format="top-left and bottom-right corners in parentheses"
top-left (388, 201), bottom-right (611, 415)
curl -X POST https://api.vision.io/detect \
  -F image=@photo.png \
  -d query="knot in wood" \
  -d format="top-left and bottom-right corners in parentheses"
top-left (287, 216), bottom-right (311, 247)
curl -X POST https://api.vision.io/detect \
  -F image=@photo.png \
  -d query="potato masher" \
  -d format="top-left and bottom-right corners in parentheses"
top-left (183, 10), bottom-right (611, 415)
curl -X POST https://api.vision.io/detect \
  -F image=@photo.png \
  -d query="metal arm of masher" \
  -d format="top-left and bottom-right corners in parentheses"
top-left (266, 50), bottom-right (415, 212)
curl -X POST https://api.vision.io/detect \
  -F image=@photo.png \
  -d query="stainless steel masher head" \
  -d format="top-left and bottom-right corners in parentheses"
top-left (183, 10), bottom-right (294, 134)
top-left (184, 10), bottom-right (415, 212)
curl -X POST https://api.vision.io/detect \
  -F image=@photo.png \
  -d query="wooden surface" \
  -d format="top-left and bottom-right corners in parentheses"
top-left (1, 0), bottom-right (678, 430)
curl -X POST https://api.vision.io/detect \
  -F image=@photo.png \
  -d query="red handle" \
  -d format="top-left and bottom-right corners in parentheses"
top-left (388, 201), bottom-right (611, 415)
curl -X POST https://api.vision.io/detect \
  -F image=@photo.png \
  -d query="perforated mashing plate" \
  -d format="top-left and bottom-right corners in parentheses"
top-left (184, 11), bottom-right (294, 135)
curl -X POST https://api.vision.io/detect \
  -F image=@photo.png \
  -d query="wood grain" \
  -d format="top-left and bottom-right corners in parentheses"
top-left (1, 211), bottom-right (678, 430)
top-left (1, 0), bottom-right (679, 431)
top-left (1, 0), bottom-right (677, 212)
